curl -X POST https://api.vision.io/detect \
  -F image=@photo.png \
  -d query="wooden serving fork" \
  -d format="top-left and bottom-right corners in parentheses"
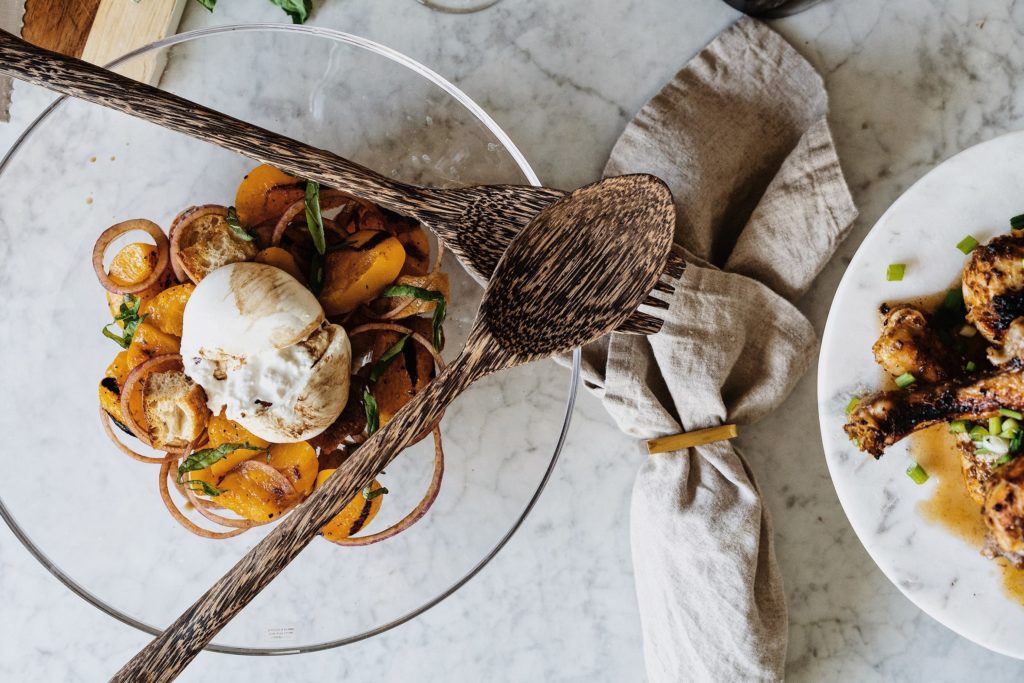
top-left (0, 29), bottom-right (682, 335)
top-left (109, 174), bottom-right (677, 681)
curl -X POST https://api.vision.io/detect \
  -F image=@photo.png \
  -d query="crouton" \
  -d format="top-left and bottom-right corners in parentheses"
top-left (176, 209), bottom-right (258, 282)
top-left (143, 370), bottom-right (210, 449)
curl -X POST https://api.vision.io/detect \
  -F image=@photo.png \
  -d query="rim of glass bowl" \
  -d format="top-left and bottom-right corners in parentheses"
top-left (0, 23), bottom-right (582, 656)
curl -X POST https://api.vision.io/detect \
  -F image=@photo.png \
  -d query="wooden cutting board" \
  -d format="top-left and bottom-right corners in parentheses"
top-left (21, 0), bottom-right (187, 83)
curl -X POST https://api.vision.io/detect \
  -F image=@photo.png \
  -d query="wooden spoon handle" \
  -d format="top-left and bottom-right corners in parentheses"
top-left (0, 29), bottom-right (432, 217)
top-left (112, 348), bottom-right (495, 682)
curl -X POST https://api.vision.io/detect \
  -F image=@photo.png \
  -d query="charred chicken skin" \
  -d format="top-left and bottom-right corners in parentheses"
top-left (845, 363), bottom-right (1024, 458)
top-left (872, 304), bottom-right (956, 383)
top-left (984, 456), bottom-right (1024, 568)
top-left (963, 231), bottom-right (1024, 347)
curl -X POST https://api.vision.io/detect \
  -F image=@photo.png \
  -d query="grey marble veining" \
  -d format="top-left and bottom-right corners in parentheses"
top-left (4, 0), bottom-right (1024, 680)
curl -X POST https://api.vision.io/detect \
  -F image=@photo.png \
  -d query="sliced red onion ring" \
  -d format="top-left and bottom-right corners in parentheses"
top-left (167, 205), bottom-right (229, 285)
top-left (168, 205), bottom-right (226, 283)
top-left (99, 407), bottom-right (179, 465)
top-left (92, 219), bottom-right (170, 295)
top-left (325, 427), bottom-right (444, 546)
top-left (158, 460), bottom-right (248, 540)
top-left (119, 354), bottom-right (191, 452)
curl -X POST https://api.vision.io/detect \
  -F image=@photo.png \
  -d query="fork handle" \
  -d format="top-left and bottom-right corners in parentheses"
top-left (111, 341), bottom-right (503, 682)
top-left (0, 29), bottom-right (436, 217)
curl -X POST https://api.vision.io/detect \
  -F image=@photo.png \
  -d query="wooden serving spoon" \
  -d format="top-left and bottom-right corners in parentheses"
top-left (0, 29), bottom-right (678, 334)
top-left (110, 174), bottom-right (676, 681)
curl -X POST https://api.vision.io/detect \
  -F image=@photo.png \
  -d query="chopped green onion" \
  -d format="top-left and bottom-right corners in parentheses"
top-left (966, 360), bottom-right (977, 372)
top-left (851, 438), bottom-right (860, 447)
top-left (886, 263), bottom-right (906, 281)
top-left (845, 397), bottom-right (860, 414)
top-left (906, 463), bottom-right (929, 484)
top-left (990, 416), bottom-right (1003, 435)
top-left (970, 425), bottom-right (990, 441)
top-left (1011, 213), bottom-right (1024, 230)
top-left (995, 453), bottom-right (1015, 466)
top-left (949, 420), bottom-right (969, 434)
top-left (895, 372), bottom-right (916, 389)
top-left (943, 288), bottom-right (964, 310)
top-left (1001, 408), bottom-right (1023, 420)
top-left (981, 435), bottom-right (1011, 455)
top-left (976, 448), bottom-right (992, 456)
top-left (959, 325), bottom-right (977, 338)
top-left (1005, 418), bottom-right (1022, 436)
top-left (956, 235), bottom-right (980, 254)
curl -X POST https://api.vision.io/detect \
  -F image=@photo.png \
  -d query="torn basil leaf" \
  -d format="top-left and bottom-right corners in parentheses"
top-left (183, 479), bottom-right (222, 497)
top-left (176, 442), bottom-right (266, 484)
top-left (304, 180), bottom-right (326, 255)
top-left (369, 334), bottom-right (411, 382)
top-left (226, 206), bottom-right (256, 242)
top-left (381, 284), bottom-right (446, 350)
top-left (270, 0), bottom-right (312, 23)
top-left (102, 294), bottom-right (147, 349)
top-left (363, 387), bottom-right (380, 436)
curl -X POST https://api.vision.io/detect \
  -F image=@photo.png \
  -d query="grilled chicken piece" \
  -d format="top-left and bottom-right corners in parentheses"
top-left (963, 231), bottom-right (1024, 347)
top-left (983, 456), bottom-right (1024, 568)
top-left (872, 304), bottom-right (956, 383)
top-left (845, 363), bottom-right (1024, 457)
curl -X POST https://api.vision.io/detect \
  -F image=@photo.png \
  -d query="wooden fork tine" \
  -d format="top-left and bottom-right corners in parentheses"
top-left (663, 251), bottom-right (686, 279)
top-left (613, 253), bottom-right (683, 335)
top-left (642, 294), bottom-right (670, 310)
top-left (653, 280), bottom-right (675, 294)
top-left (617, 311), bottom-right (664, 336)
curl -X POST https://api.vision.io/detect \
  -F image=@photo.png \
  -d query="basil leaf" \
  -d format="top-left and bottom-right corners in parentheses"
top-left (102, 325), bottom-right (131, 349)
top-left (270, 0), bottom-right (312, 23)
top-left (225, 206), bottom-right (255, 242)
top-left (102, 294), bottom-right (147, 349)
top-left (363, 387), bottom-right (379, 436)
top-left (176, 442), bottom-right (265, 483)
top-left (194, 0), bottom-right (215, 10)
top-left (369, 334), bottom-right (410, 382)
top-left (304, 181), bottom-right (326, 255)
top-left (362, 484), bottom-right (389, 501)
top-left (308, 250), bottom-right (325, 296)
top-left (183, 479), bottom-right (222, 497)
top-left (381, 285), bottom-right (446, 350)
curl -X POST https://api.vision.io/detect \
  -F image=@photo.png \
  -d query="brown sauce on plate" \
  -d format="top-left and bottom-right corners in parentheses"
top-left (910, 425), bottom-right (1024, 602)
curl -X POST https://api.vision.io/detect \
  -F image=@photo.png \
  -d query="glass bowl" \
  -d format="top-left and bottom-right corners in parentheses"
top-left (0, 24), bottom-right (578, 654)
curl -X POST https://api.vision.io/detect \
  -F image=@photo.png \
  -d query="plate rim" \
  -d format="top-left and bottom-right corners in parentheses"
top-left (817, 128), bottom-right (1024, 660)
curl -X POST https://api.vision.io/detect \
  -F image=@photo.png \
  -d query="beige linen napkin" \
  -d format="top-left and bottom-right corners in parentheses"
top-left (581, 17), bottom-right (857, 682)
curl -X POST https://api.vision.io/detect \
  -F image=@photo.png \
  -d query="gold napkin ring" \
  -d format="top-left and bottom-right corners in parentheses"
top-left (646, 424), bottom-right (738, 454)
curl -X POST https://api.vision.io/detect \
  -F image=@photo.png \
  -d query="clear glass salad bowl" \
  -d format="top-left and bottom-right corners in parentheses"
top-left (0, 24), bottom-right (578, 653)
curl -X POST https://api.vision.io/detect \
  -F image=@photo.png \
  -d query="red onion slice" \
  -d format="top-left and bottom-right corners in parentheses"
top-left (325, 427), bottom-right (445, 547)
top-left (92, 219), bottom-right (170, 295)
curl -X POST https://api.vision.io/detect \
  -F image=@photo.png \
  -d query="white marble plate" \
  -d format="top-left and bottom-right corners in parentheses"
top-left (818, 130), bottom-right (1024, 659)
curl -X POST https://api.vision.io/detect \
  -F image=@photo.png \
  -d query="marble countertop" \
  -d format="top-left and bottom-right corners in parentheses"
top-left (3, 0), bottom-right (1024, 680)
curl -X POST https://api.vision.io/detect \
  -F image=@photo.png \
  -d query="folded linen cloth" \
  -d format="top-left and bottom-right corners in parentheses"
top-left (580, 17), bottom-right (857, 682)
